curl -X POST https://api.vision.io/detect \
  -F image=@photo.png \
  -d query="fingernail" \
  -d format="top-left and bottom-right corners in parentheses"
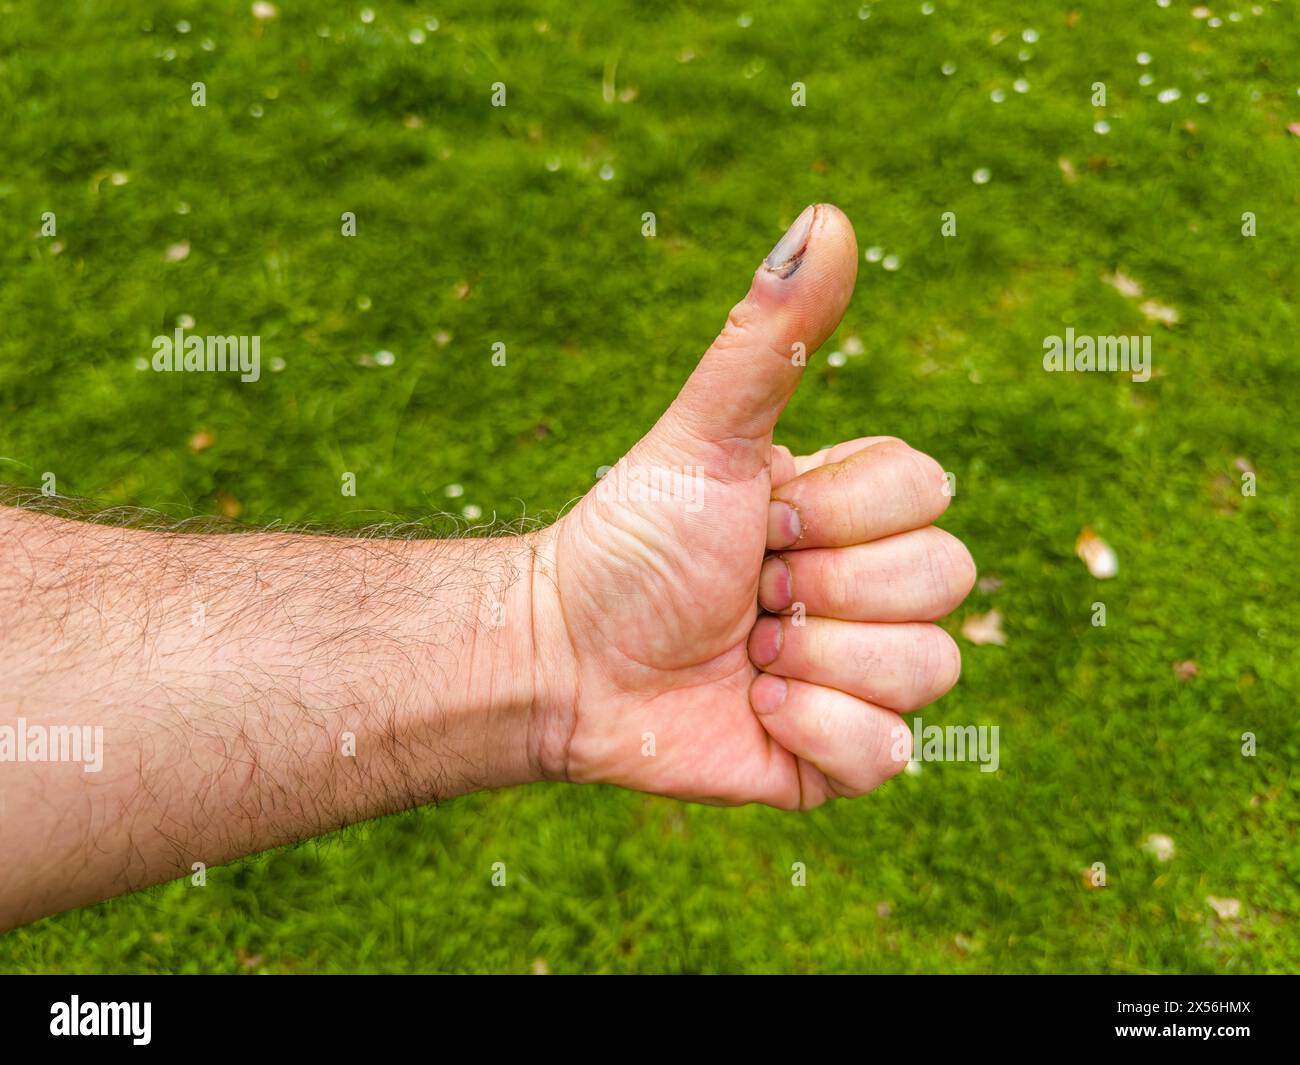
top-left (758, 555), bottom-right (793, 611)
top-left (767, 501), bottom-right (801, 548)
top-left (764, 204), bottom-right (816, 276)
top-left (749, 673), bottom-right (788, 716)
top-left (747, 614), bottom-right (784, 667)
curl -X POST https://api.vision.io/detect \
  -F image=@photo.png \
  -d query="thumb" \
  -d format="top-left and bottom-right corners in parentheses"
top-left (660, 203), bottom-right (859, 451)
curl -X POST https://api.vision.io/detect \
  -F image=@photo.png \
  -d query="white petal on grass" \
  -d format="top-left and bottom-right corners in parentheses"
top-left (1013, 78), bottom-right (1029, 93)
top-left (1140, 299), bottom-right (1180, 325)
top-left (1022, 28), bottom-right (1039, 43)
top-left (865, 246), bottom-right (883, 262)
top-left (445, 483), bottom-right (465, 498)
top-left (990, 87), bottom-right (1006, 102)
top-left (1157, 88), bottom-right (1181, 103)
top-left (881, 254), bottom-right (900, 271)
top-left (462, 504), bottom-right (483, 520)
top-left (972, 167), bottom-right (991, 184)
top-left (1141, 834), bottom-right (1176, 861)
top-left (1075, 528), bottom-right (1118, 579)
top-left (1105, 270), bottom-right (1144, 298)
top-left (1137, 51), bottom-right (1152, 64)
top-left (252, 2), bottom-right (278, 19)
top-left (827, 351), bottom-right (847, 367)
top-left (1094, 120), bottom-right (1111, 134)
top-left (374, 349), bottom-right (395, 366)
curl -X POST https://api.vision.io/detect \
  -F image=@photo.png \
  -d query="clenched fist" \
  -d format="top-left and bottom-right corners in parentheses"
top-left (530, 204), bottom-right (975, 808)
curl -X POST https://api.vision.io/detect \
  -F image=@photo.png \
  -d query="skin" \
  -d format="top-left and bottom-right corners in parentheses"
top-left (0, 204), bottom-right (973, 931)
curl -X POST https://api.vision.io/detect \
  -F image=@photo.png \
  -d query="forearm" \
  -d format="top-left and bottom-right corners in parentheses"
top-left (0, 506), bottom-right (563, 929)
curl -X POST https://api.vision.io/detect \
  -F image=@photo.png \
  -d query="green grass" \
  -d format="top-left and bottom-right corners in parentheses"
top-left (1, 0), bottom-right (1297, 973)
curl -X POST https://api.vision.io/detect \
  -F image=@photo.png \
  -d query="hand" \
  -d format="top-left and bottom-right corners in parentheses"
top-left (530, 204), bottom-right (976, 809)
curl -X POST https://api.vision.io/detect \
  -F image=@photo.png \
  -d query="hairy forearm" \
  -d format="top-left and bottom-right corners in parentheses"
top-left (0, 505), bottom-right (565, 930)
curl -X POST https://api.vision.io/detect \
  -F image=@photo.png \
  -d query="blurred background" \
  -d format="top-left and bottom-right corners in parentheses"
top-left (0, 0), bottom-right (1296, 972)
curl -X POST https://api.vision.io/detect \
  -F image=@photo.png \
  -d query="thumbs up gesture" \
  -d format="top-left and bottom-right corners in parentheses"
top-left (533, 205), bottom-right (975, 808)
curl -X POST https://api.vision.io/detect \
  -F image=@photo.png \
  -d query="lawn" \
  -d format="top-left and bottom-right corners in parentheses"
top-left (0, 0), bottom-right (1296, 973)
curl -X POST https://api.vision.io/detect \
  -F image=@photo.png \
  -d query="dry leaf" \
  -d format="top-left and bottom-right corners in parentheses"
top-left (1075, 527), bottom-right (1118, 579)
top-left (961, 608), bottom-right (1006, 646)
top-left (216, 492), bottom-right (242, 520)
top-left (188, 430), bottom-right (215, 452)
top-left (1207, 896), bottom-right (1243, 921)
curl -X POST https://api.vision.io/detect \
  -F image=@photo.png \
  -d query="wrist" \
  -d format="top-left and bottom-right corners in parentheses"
top-left (401, 529), bottom-right (577, 797)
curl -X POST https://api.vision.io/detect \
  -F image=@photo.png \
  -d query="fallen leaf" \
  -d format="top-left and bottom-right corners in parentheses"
top-left (216, 492), bottom-right (242, 520)
top-left (1141, 833), bottom-right (1176, 862)
top-left (1207, 896), bottom-right (1242, 920)
top-left (235, 948), bottom-right (263, 969)
top-left (961, 608), bottom-right (1007, 646)
top-left (188, 430), bottom-right (215, 452)
top-left (1075, 527), bottom-right (1118, 579)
